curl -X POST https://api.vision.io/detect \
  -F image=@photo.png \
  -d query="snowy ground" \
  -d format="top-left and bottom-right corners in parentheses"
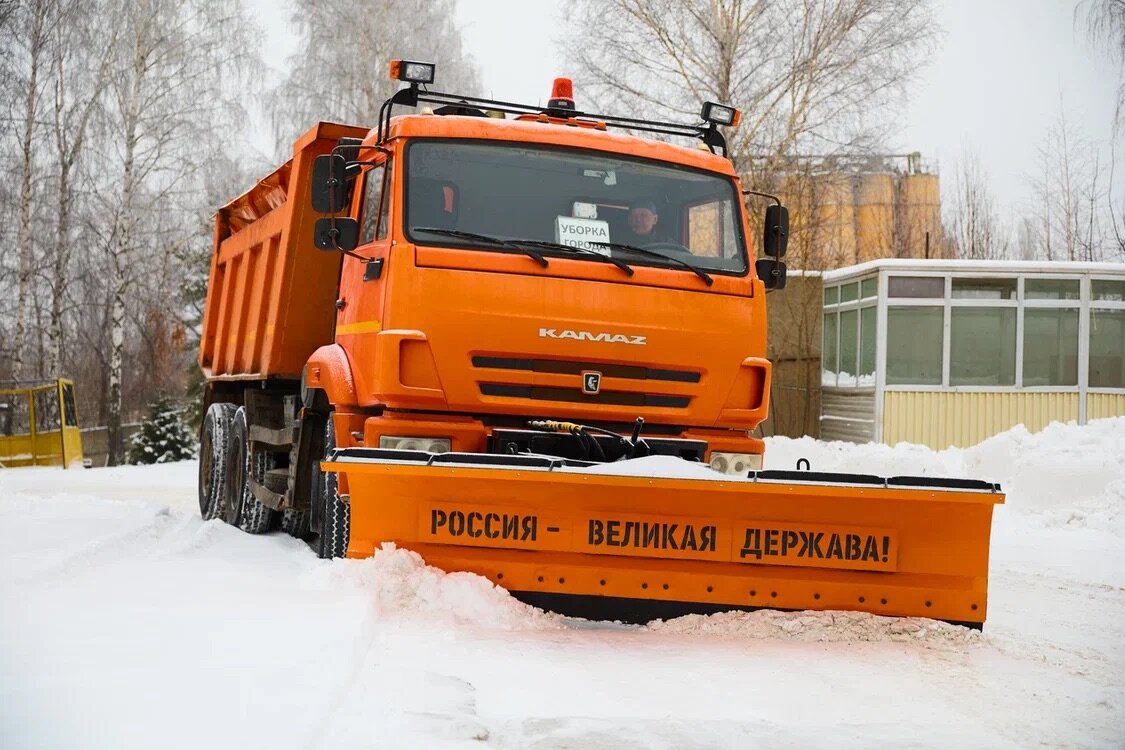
top-left (2, 420), bottom-right (1124, 749)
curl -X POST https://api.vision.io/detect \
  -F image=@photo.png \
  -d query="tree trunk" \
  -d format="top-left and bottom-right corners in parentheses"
top-left (13, 2), bottom-right (50, 380)
top-left (47, 160), bottom-right (71, 377)
top-left (106, 279), bottom-right (127, 465)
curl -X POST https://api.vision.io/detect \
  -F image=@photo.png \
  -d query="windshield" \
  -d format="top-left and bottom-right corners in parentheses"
top-left (405, 140), bottom-right (748, 275)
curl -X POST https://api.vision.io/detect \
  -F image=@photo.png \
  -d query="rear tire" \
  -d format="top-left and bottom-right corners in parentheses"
top-left (238, 446), bottom-right (278, 535)
top-left (311, 415), bottom-right (349, 559)
top-left (280, 507), bottom-right (310, 539)
top-left (222, 407), bottom-right (250, 527)
top-left (198, 402), bottom-right (237, 521)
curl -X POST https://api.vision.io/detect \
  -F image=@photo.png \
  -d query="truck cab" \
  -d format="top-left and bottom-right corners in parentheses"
top-left (308, 79), bottom-right (781, 475)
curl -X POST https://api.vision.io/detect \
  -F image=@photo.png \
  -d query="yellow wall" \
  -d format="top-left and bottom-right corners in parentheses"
top-left (882, 391), bottom-right (1080, 449)
top-left (1087, 393), bottom-right (1125, 421)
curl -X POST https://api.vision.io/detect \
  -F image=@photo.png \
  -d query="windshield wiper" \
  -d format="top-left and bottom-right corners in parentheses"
top-left (412, 227), bottom-right (549, 268)
top-left (514, 239), bottom-right (635, 277)
top-left (590, 241), bottom-right (713, 286)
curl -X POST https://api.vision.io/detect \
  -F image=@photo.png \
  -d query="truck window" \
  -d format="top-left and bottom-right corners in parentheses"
top-left (405, 141), bottom-right (748, 275)
top-left (686, 199), bottom-right (738, 259)
top-left (360, 159), bottom-right (392, 244)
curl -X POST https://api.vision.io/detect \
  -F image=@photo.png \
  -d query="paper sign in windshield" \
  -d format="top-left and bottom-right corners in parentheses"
top-left (556, 216), bottom-right (611, 255)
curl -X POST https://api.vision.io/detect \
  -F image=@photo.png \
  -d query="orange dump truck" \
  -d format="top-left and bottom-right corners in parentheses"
top-left (198, 62), bottom-right (1004, 627)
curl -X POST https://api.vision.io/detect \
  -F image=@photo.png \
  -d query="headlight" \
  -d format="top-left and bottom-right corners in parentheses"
top-left (708, 451), bottom-right (762, 476)
top-left (379, 436), bottom-right (451, 453)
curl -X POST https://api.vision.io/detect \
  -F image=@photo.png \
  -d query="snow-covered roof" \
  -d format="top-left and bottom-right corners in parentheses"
top-left (822, 258), bottom-right (1125, 283)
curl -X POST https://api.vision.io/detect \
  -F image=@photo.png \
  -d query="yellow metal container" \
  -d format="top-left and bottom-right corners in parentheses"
top-left (0, 379), bottom-right (84, 468)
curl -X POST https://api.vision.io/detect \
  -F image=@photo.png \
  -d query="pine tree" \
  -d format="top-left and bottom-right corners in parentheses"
top-left (128, 397), bottom-right (197, 464)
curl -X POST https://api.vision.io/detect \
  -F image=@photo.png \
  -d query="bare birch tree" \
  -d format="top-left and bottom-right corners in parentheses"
top-left (1079, 0), bottom-right (1125, 127)
top-left (1078, 0), bottom-right (1125, 256)
top-left (95, 0), bottom-right (259, 464)
top-left (1027, 107), bottom-right (1116, 261)
top-left (946, 144), bottom-right (1009, 259)
top-left (44, 0), bottom-right (117, 377)
top-left (5, 0), bottom-right (56, 379)
top-left (563, 0), bottom-right (937, 180)
top-left (268, 0), bottom-right (482, 153)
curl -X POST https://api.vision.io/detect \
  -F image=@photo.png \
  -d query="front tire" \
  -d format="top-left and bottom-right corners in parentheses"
top-left (199, 402), bottom-right (237, 521)
top-left (310, 415), bottom-right (349, 559)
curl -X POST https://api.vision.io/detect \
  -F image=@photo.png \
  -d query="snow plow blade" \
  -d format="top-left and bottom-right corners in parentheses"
top-left (324, 450), bottom-right (1005, 629)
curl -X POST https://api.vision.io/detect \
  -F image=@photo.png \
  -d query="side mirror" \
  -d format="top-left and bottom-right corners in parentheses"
top-left (756, 258), bottom-right (787, 290)
top-left (311, 154), bottom-right (348, 213)
top-left (763, 204), bottom-right (788, 258)
top-left (314, 217), bottom-right (359, 252)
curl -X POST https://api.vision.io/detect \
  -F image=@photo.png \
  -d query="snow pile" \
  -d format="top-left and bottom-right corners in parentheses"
top-left (767, 416), bottom-right (1125, 535)
top-left (311, 544), bottom-right (565, 631)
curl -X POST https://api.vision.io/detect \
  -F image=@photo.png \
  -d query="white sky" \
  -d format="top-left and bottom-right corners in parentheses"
top-left (248, 0), bottom-right (1122, 228)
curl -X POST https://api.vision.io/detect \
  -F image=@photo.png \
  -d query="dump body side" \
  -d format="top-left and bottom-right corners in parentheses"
top-left (198, 122), bottom-right (369, 381)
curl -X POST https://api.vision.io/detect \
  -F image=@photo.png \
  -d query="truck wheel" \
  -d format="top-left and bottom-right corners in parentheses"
top-left (222, 406), bottom-right (253, 528)
top-left (198, 402), bottom-right (237, 521)
top-left (238, 447), bottom-right (279, 535)
top-left (311, 415), bottom-right (349, 559)
top-left (280, 507), bottom-right (309, 539)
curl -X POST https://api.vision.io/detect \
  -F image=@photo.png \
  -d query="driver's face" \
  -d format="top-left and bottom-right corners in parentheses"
top-left (628, 207), bottom-right (658, 236)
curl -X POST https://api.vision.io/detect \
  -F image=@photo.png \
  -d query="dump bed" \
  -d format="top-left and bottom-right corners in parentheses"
top-left (198, 122), bottom-right (369, 381)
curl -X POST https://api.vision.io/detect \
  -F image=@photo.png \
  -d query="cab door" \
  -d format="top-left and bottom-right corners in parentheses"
top-left (335, 153), bottom-right (394, 407)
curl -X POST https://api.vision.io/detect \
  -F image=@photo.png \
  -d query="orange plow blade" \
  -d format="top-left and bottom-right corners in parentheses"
top-left (325, 451), bottom-right (1005, 628)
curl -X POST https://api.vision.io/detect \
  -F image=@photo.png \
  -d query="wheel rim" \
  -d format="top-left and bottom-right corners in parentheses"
top-left (225, 425), bottom-right (246, 524)
top-left (199, 423), bottom-right (214, 515)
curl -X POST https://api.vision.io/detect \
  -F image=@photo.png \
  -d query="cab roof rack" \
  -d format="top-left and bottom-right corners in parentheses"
top-left (378, 63), bottom-right (736, 156)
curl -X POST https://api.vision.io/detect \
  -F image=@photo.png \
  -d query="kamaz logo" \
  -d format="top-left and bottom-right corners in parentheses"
top-left (538, 328), bottom-right (647, 345)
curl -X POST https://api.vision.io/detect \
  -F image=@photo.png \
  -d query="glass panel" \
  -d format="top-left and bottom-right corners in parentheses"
top-left (361, 163), bottom-right (386, 244)
top-left (1023, 309), bottom-right (1078, 386)
top-left (888, 276), bottom-right (944, 298)
top-left (952, 277), bottom-right (1016, 300)
top-left (1090, 309), bottom-right (1125, 388)
top-left (824, 286), bottom-right (839, 306)
top-left (822, 312), bottom-right (838, 386)
top-left (859, 306), bottom-right (876, 383)
top-left (0, 393), bottom-right (30, 436)
top-left (32, 387), bottom-right (61, 433)
top-left (1092, 279), bottom-right (1125, 302)
top-left (1025, 278), bottom-right (1079, 301)
top-left (886, 307), bottom-right (943, 385)
top-left (860, 277), bottom-right (877, 299)
top-left (62, 384), bottom-right (78, 427)
top-left (377, 160), bottom-right (393, 240)
top-left (840, 282), bottom-right (859, 303)
top-left (839, 310), bottom-right (858, 385)
top-left (407, 141), bottom-right (748, 273)
top-left (950, 308), bottom-right (1016, 385)
top-left (687, 201), bottom-right (733, 258)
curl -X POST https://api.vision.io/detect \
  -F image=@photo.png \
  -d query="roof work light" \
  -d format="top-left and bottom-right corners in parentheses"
top-left (701, 101), bottom-right (741, 128)
top-left (389, 59), bottom-right (435, 84)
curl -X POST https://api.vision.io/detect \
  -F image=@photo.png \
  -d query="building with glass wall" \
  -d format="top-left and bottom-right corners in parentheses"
top-left (819, 260), bottom-right (1125, 449)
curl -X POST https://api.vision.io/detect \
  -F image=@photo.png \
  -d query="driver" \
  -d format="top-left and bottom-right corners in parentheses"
top-left (626, 200), bottom-right (661, 241)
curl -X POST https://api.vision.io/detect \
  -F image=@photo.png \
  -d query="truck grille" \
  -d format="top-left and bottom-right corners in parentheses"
top-left (471, 356), bottom-right (701, 383)
top-left (472, 356), bottom-right (699, 410)
top-left (479, 383), bottom-right (691, 408)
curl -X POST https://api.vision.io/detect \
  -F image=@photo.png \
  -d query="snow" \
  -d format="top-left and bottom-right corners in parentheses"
top-left (2, 420), bottom-right (1124, 748)
top-left (822, 257), bottom-right (1125, 283)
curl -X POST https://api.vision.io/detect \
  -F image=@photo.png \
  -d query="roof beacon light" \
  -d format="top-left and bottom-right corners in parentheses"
top-left (701, 101), bottom-right (741, 128)
top-left (389, 59), bottom-right (435, 84)
top-left (548, 77), bottom-right (576, 111)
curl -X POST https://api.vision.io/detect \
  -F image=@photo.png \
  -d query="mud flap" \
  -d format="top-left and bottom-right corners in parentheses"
top-left (323, 450), bottom-right (1005, 628)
